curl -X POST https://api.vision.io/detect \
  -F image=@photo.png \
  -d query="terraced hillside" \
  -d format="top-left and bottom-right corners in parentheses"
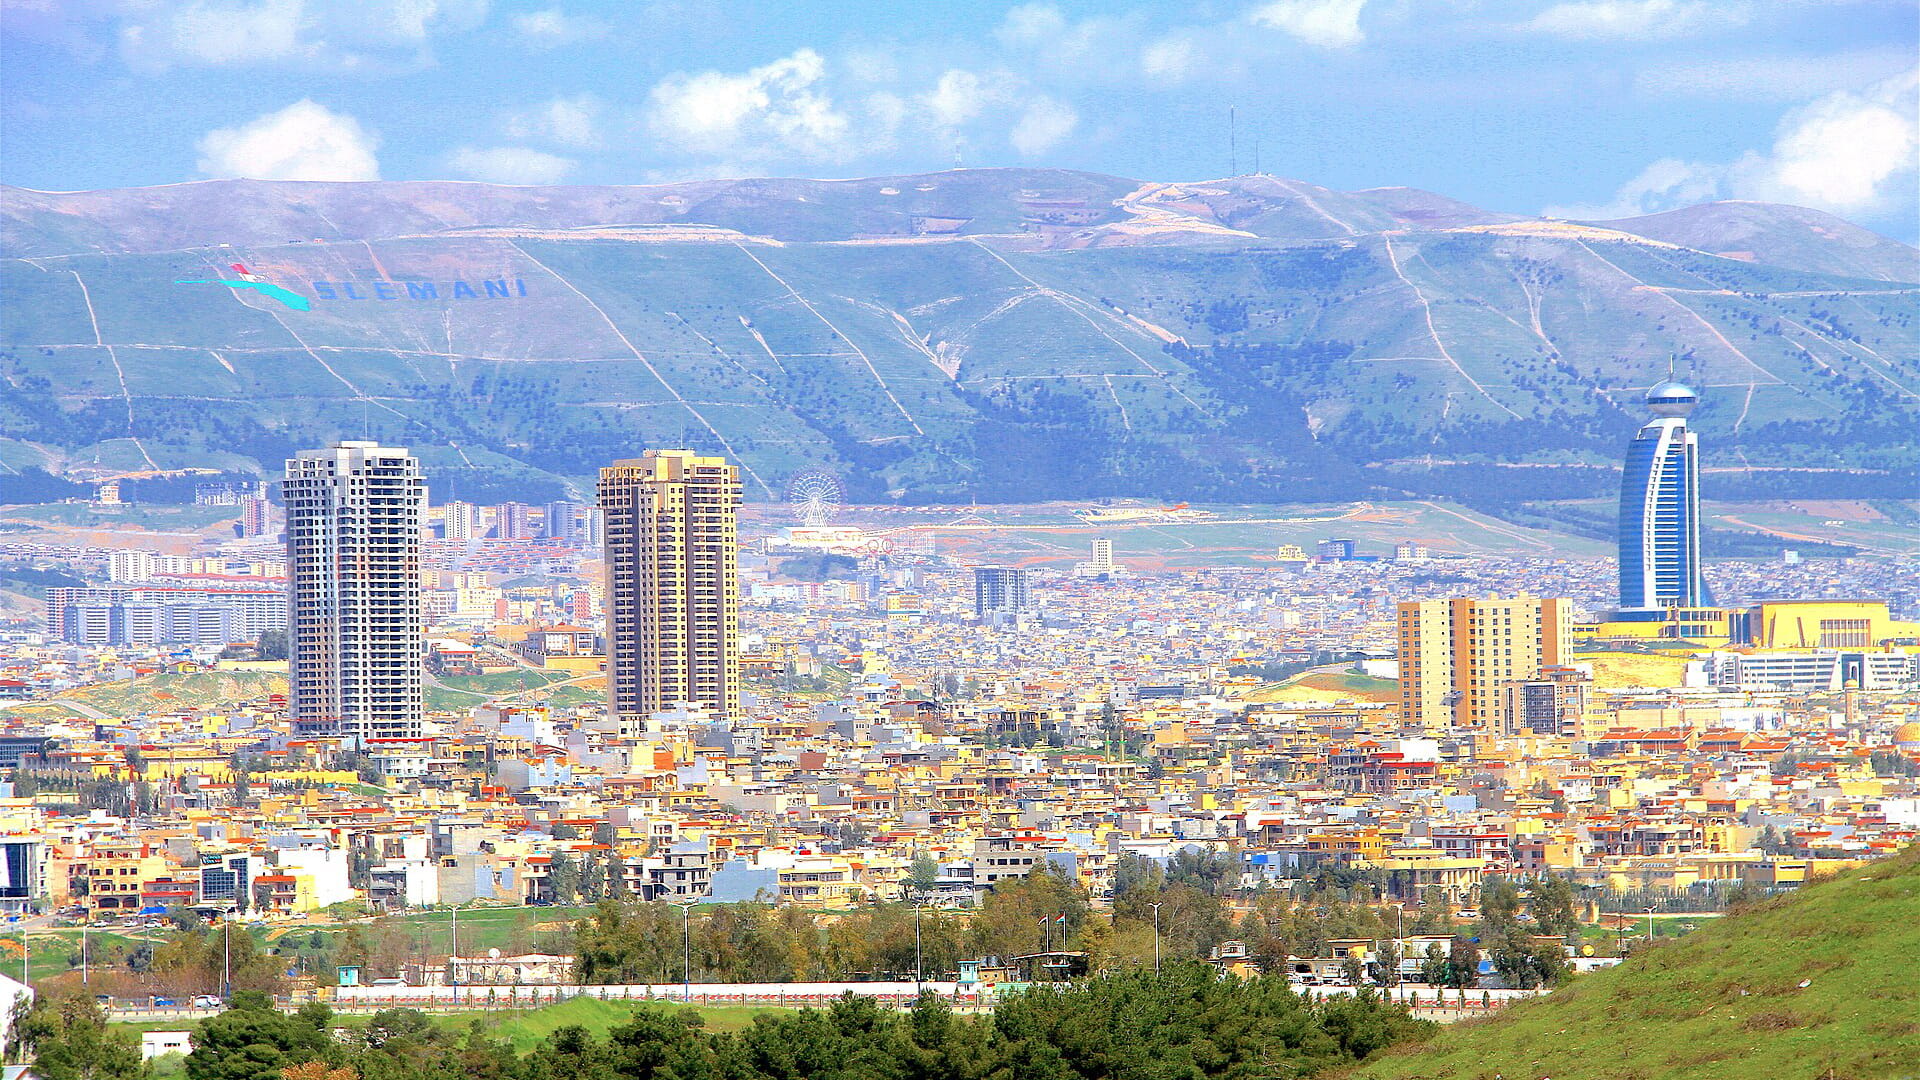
top-left (2, 170), bottom-right (1914, 505)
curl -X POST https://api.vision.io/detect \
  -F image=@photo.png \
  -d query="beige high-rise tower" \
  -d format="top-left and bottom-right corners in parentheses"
top-left (284, 441), bottom-right (426, 743)
top-left (1397, 596), bottom-right (1570, 728)
top-left (598, 450), bottom-right (742, 720)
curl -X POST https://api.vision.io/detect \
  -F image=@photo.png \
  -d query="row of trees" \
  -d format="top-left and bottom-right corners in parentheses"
top-left (565, 864), bottom-right (1583, 992)
top-left (129, 964), bottom-right (1430, 1080)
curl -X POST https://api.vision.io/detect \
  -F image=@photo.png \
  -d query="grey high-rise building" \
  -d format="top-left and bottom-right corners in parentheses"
top-left (973, 566), bottom-right (1033, 621)
top-left (543, 500), bottom-right (582, 542)
top-left (284, 442), bottom-right (426, 743)
top-left (1618, 380), bottom-right (1705, 611)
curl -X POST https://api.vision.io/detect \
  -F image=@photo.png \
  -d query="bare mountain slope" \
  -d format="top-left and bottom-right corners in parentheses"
top-left (1, 171), bottom-right (1913, 506)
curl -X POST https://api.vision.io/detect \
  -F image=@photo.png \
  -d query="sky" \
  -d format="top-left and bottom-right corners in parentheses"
top-left (3, 0), bottom-right (1916, 238)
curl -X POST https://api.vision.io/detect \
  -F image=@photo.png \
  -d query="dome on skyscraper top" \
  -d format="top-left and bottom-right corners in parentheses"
top-left (1645, 379), bottom-right (1699, 417)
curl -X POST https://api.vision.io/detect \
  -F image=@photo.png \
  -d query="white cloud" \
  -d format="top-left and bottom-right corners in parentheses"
top-left (120, 0), bottom-right (309, 68)
top-left (511, 8), bottom-right (605, 47)
top-left (864, 92), bottom-right (909, 137)
top-left (1545, 158), bottom-right (1722, 219)
top-left (1248, 0), bottom-right (1367, 49)
top-left (997, 3), bottom-right (1068, 48)
top-left (196, 100), bottom-right (380, 181)
top-left (1743, 70), bottom-right (1918, 209)
top-left (1010, 97), bottom-right (1078, 156)
top-left (117, 0), bottom-right (487, 71)
top-left (449, 146), bottom-right (576, 185)
top-left (1525, 0), bottom-right (1739, 41)
top-left (1633, 47), bottom-right (1916, 101)
top-left (923, 70), bottom-right (1005, 130)
top-left (504, 95), bottom-right (602, 148)
top-left (647, 48), bottom-right (851, 160)
top-left (1141, 36), bottom-right (1199, 82)
top-left (1546, 70), bottom-right (1919, 220)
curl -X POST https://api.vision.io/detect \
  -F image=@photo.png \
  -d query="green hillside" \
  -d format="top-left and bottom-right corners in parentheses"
top-left (1349, 846), bottom-right (1920, 1080)
top-left (3, 171), bottom-right (1915, 506)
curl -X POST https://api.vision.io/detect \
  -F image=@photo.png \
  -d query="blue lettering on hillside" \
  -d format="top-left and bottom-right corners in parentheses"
top-left (306, 278), bottom-right (529, 301)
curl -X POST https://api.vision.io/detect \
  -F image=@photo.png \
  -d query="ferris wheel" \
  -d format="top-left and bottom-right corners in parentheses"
top-left (786, 468), bottom-right (844, 527)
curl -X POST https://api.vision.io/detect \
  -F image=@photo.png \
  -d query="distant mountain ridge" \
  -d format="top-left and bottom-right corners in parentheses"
top-left (1, 169), bottom-right (1914, 505)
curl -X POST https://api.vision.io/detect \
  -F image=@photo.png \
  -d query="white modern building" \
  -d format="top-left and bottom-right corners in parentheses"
top-left (285, 442), bottom-right (426, 743)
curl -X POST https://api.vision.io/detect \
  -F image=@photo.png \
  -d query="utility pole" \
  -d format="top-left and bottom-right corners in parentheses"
top-left (1150, 901), bottom-right (1163, 974)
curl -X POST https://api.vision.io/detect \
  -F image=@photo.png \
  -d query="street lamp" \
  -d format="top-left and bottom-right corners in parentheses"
top-left (680, 900), bottom-right (694, 1004)
top-left (913, 898), bottom-right (925, 996)
top-left (1149, 901), bottom-right (1163, 974)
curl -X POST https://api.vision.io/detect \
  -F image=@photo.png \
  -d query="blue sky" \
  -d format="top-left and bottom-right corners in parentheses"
top-left (4, 0), bottom-right (1916, 237)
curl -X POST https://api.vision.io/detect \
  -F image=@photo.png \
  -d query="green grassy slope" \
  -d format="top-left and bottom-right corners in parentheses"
top-left (1348, 846), bottom-right (1920, 1080)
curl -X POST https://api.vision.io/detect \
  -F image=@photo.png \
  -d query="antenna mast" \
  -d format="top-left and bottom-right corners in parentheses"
top-left (1229, 107), bottom-right (1238, 176)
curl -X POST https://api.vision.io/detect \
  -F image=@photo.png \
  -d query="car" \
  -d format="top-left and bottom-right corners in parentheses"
top-left (191, 995), bottom-right (223, 1009)
top-left (151, 997), bottom-right (177, 1008)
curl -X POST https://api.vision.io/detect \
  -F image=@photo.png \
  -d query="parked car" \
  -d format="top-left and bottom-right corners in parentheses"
top-left (191, 995), bottom-right (223, 1009)
top-left (151, 997), bottom-right (177, 1008)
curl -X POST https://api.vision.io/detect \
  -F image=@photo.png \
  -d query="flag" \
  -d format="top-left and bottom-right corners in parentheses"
top-left (1055, 913), bottom-right (1066, 924)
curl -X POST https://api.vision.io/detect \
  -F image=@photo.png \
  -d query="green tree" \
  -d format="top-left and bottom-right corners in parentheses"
top-left (907, 853), bottom-right (940, 898)
top-left (1528, 875), bottom-right (1580, 940)
top-left (1446, 935), bottom-right (1481, 989)
top-left (547, 852), bottom-right (581, 904)
top-left (8, 992), bottom-right (144, 1080)
top-left (1374, 939), bottom-right (1402, 987)
top-left (256, 628), bottom-right (289, 660)
top-left (185, 990), bottom-right (334, 1080)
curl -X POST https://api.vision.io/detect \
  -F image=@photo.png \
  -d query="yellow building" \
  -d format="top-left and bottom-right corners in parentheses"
top-left (84, 844), bottom-right (172, 916)
top-left (1398, 597), bottom-right (1571, 728)
top-left (1577, 599), bottom-right (1919, 650)
top-left (1744, 599), bottom-right (1920, 649)
top-left (777, 855), bottom-right (859, 907)
top-left (1577, 605), bottom-right (1737, 646)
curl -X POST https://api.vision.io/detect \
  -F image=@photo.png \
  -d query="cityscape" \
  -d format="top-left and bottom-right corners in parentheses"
top-left (2, 3), bottom-right (1917, 1079)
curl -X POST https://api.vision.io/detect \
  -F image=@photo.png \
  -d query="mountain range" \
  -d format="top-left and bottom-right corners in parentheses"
top-left (2, 169), bottom-right (1914, 506)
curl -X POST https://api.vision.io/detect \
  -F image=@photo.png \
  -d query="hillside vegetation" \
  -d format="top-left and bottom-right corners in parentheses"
top-left (3, 170), bottom-right (1914, 506)
top-left (1348, 845), bottom-right (1920, 1080)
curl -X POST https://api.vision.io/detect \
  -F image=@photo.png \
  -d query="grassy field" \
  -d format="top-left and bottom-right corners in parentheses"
top-left (4, 928), bottom-right (158, 982)
top-left (279, 905), bottom-right (599, 955)
top-left (432, 996), bottom-right (787, 1049)
top-left (1346, 846), bottom-right (1920, 1080)
top-left (424, 669), bottom-right (594, 711)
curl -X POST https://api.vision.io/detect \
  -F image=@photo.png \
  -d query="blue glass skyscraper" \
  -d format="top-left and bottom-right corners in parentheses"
top-left (1618, 380), bottom-right (1705, 611)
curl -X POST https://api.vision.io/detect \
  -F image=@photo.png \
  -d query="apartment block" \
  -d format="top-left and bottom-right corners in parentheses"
top-left (1397, 596), bottom-right (1570, 728)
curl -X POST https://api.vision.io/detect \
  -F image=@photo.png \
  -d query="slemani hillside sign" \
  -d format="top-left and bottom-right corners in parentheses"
top-left (310, 277), bottom-right (531, 301)
top-left (177, 263), bottom-right (531, 310)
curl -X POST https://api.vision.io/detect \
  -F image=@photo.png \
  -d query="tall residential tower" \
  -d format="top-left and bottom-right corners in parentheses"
top-left (599, 450), bottom-right (742, 720)
top-left (1618, 380), bottom-right (1705, 611)
top-left (284, 442), bottom-right (426, 743)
